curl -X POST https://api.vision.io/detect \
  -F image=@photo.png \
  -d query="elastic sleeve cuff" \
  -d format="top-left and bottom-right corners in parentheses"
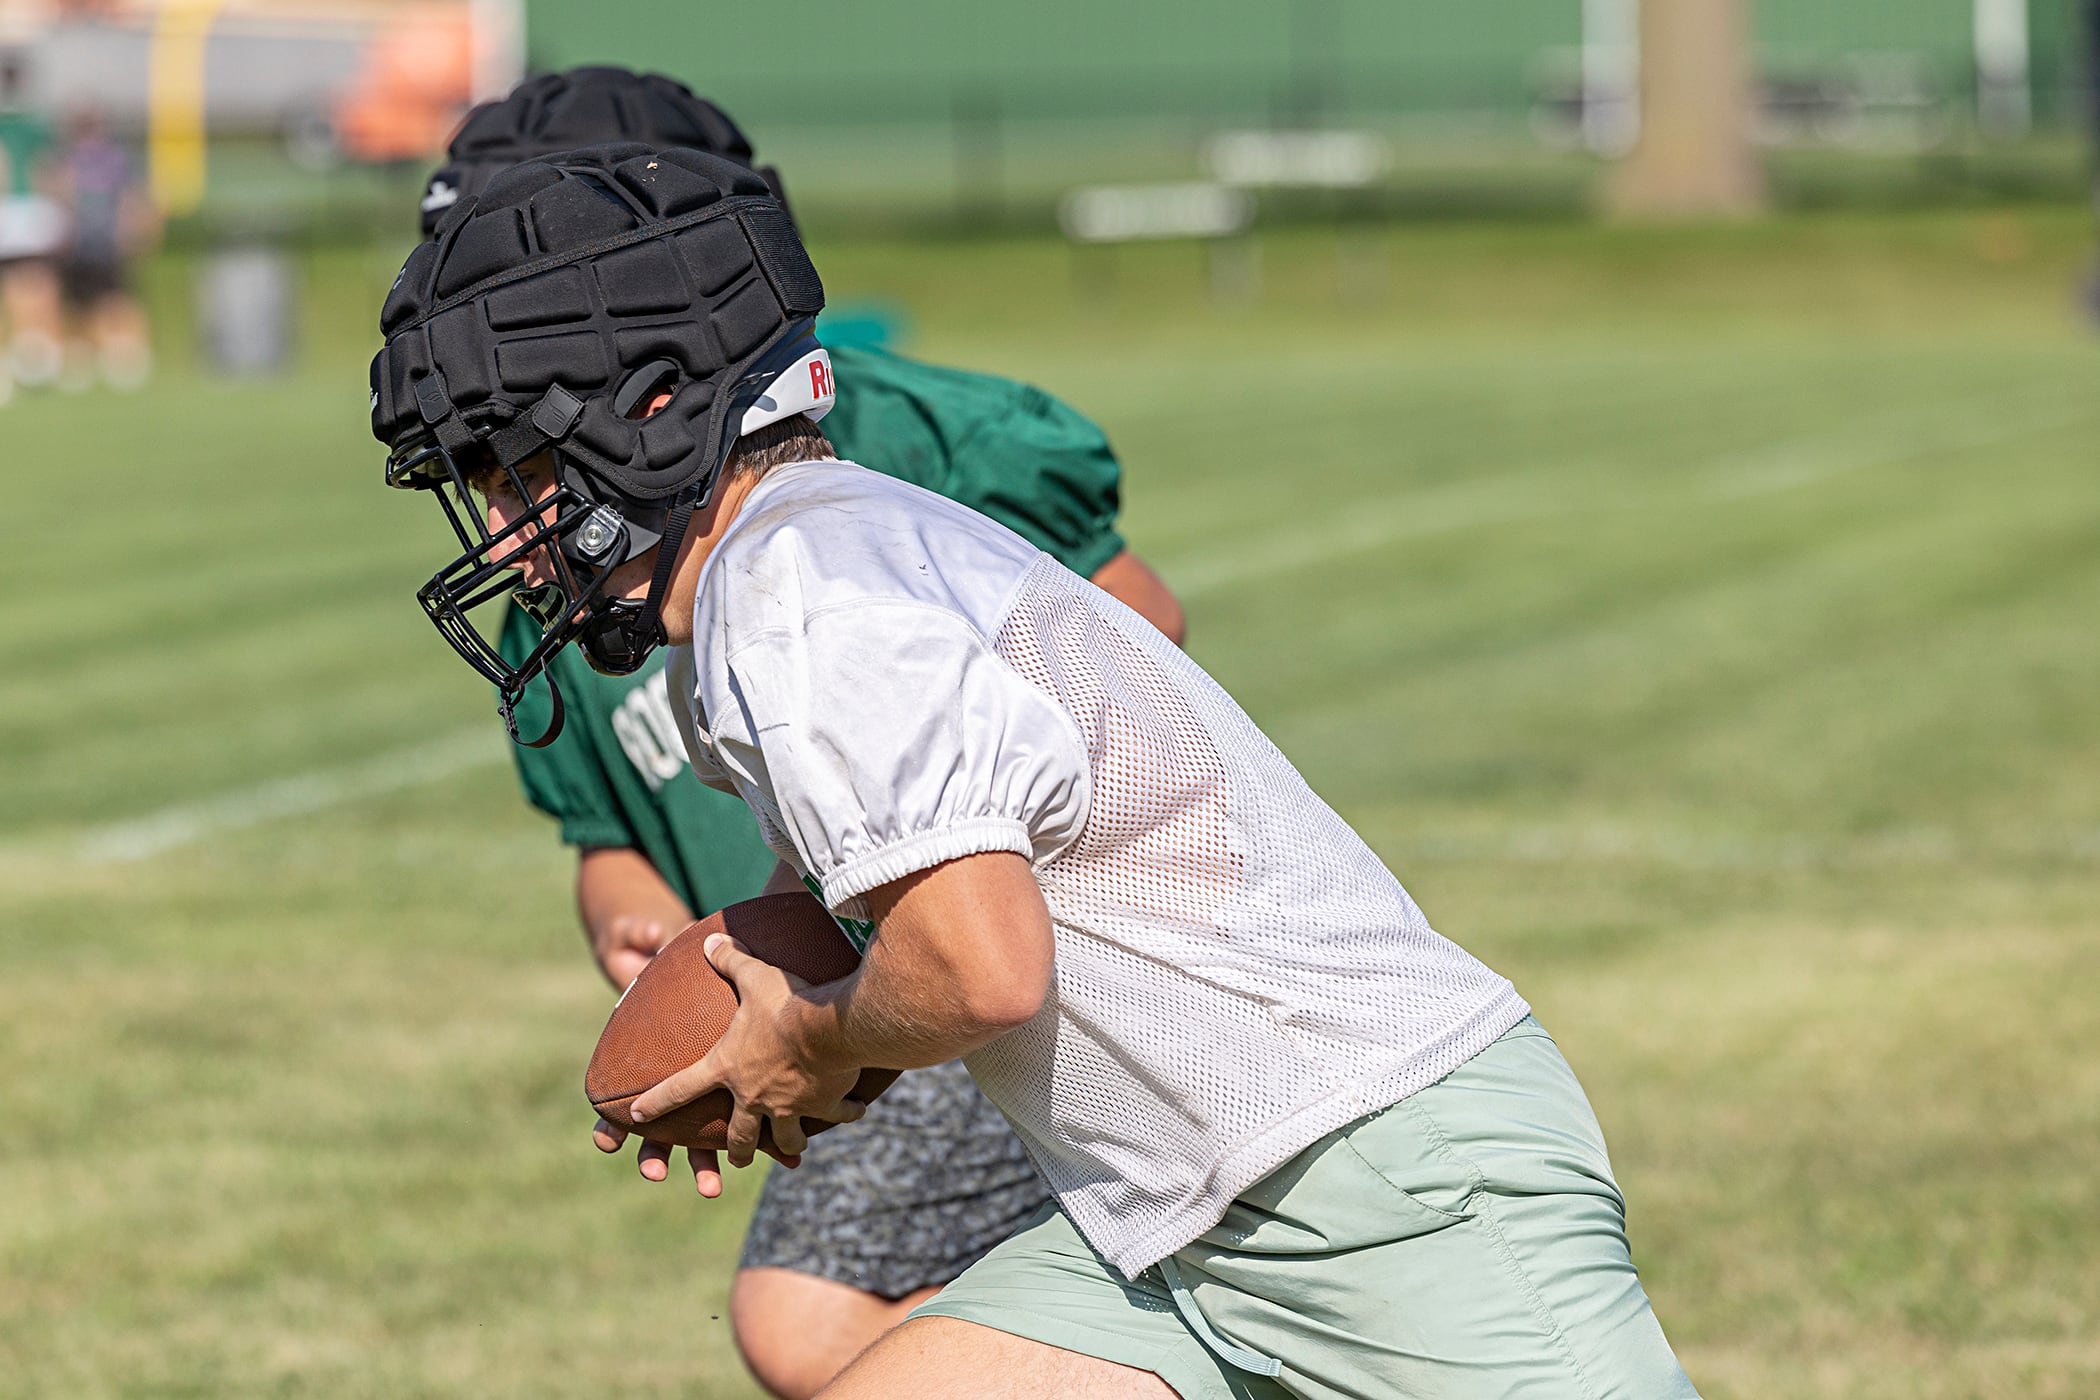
top-left (1065, 528), bottom-right (1126, 583)
top-left (819, 817), bottom-right (1035, 915)
top-left (558, 817), bottom-right (637, 850)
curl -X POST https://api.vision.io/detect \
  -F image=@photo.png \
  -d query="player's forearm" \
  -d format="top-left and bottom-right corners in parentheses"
top-left (575, 847), bottom-right (696, 988)
top-left (788, 942), bottom-right (1024, 1073)
top-left (783, 852), bottom-right (1052, 1073)
top-left (576, 847), bottom-right (695, 939)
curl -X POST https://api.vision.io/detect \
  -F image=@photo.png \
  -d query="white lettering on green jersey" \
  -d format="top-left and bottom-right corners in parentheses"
top-left (609, 670), bottom-right (689, 792)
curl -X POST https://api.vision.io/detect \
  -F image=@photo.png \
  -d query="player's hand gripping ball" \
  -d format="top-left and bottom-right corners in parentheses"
top-left (586, 893), bottom-right (900, 1151)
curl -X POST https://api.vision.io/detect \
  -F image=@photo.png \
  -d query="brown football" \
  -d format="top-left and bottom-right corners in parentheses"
top-left (586, 892), bottom-right (901, 1151)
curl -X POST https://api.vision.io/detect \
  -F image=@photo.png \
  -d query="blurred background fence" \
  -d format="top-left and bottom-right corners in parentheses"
top-left (3, 0), bottom-right (2096, 246)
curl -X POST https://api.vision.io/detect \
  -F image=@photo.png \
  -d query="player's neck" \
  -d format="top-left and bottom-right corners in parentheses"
top-left (657, 468), bottom-right (764, 645)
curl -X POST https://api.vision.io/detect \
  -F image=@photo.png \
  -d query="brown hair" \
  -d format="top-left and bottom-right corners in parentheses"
top-left (722, 414), bottom-right (838, 481)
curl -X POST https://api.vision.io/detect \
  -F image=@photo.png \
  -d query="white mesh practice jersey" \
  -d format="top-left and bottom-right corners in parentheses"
top-left (665, 461), bottom-right (1528, 1276)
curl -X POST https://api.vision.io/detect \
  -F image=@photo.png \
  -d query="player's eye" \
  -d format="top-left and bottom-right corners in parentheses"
top-left (473, 458), bottom-right (554, 514)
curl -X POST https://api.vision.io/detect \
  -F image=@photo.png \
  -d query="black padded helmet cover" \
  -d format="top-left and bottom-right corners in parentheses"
top-left (421, 68), bottom-right (756, 236)
top-left (371, 142), bottom-right (825, 743)
top-left (375, 142), bottom-right (823, 510)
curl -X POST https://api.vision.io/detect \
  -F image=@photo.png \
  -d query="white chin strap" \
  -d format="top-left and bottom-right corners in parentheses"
top-left (739, 347), bottom-right (836, 435)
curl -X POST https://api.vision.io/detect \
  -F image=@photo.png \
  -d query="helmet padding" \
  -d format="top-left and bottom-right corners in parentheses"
top-left (375, 142), bottom-right (822, 511)
top-left (421, 67), bottom-right (759, 237)
top-left (371, 141), bottom-right (827, 743)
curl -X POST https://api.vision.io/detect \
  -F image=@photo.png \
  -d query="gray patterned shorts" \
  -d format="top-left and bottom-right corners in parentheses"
top-left (737, 1059), bottom-right (1051, 1299)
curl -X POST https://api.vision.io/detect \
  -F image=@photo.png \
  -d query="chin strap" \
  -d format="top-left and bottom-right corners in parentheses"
top-left (499, 672), bottom-right (566, 748)
top-left (637, 478), bottom-right (706, 654)
top-left (572, 473), bottom-right (708, 678)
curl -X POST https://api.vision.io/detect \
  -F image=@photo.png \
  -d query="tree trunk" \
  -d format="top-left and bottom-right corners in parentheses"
top-left (1606, 0), bottom-right (1767, 220)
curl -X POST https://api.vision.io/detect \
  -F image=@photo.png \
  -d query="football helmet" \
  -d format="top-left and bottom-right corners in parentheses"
top-left (420, 67), bottom-right (786, 238)
top-left (371, 143), bottom-right (829, 745)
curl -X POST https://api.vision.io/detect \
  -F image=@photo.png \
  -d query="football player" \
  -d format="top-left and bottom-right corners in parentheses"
top-left (374, 146), bottom-right (1698, 1400)
top-left (408, 69), bottom-right (1182, 1400)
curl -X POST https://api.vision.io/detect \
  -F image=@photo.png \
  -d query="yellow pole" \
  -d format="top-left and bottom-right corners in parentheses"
top-left (148, 0), bottom-right (228, 218)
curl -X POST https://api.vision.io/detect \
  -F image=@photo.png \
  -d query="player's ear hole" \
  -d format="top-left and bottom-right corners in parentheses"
top-left (613, 359), bottom-right (683, 420)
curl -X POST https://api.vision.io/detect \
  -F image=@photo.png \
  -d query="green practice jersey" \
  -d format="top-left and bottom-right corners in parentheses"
top-left (496, 344), bottom-right (1126, 916)
top-left (0, 110), bottom-right (52, 198)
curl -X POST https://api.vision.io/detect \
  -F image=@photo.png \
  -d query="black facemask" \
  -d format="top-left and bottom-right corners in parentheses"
top-left (371, 147), bottom-right (826, 747)
top-left (385, 427), bottom-right (669, 747)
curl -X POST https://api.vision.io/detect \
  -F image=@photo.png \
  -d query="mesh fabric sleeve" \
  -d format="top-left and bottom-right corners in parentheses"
top-left (715, 599), bottom-right (1092, 918)
top-left (952, 383), bottom-right (1127, 580)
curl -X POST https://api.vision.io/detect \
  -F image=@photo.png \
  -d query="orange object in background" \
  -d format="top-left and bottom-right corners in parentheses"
top-left (332, 2), bottom-right (472, 164)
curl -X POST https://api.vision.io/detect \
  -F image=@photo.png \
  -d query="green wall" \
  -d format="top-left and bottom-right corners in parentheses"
top-left (521, 0), bottom-right (2090, 223)
top-left (527, 0), bottom-right (2087, 129)
top-left (522, 0), bottom-right (1581, 127)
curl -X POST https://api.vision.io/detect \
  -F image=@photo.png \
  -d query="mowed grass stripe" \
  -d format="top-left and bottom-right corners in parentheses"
top-left (19, 368), bottom-right (2085, 855)
top-left (1111, 342), bottom-right (2083, 558)
top-left (3, 211), bottom-right (2097, 1398)
top-left (1163, 378), bottom-right (2095, 599)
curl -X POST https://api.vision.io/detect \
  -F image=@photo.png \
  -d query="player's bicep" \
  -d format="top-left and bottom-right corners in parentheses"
top-left (862, 851), bottom-right (1053, 1031)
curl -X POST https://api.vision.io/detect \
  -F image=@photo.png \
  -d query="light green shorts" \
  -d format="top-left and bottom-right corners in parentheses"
top-left (909, 1018), bottom-right (1698, 1399)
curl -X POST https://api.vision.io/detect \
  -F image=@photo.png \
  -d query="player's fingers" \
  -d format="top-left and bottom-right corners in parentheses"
top-left (828, 1097), bottom-right (868, 1125)
top-left (704, 933), bottom-right (811, 993)
top-left (723, 1104), bottom-right (763, 1170)
top-left (637, 1137), bottom-right (672, 1183)
top-left (629, 1050), bottom-right (724, 1123)
top-left (688, 1147), bottom-right (724, 1198)
top-left (770, 1113), bottom-right (810, 1160)
top-left (701, 933), bottom-right (758, 982)
top-left (593, 1116), bottom-right (629, 1152)
top-left (606, 948), bottom-right (653, 991)
top-left (634, 920), bottom-right (667, 951)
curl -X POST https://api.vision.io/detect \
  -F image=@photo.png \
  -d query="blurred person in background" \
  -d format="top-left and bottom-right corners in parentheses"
top-left (0, 47), bottom-right (63, 403)
top-left (408, 67), bottom-right (1184, 1400)
top-left (53, 106), bottom-right (155, 390)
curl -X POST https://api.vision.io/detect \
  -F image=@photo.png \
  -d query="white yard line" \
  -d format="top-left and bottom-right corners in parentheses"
top-left (61, 726), bottom-right (508, 865)
top-left (15, 388), bottom-right (2089, 873)
top-left (1380, 822), bottom-right (2099, 870)
top-left (16, 732), bottom-right (2092, 875)
top-left (1694, 393), bottom-right (2090, 501)
top-left (1165, 391), bottom-right (2092, 600)
top-left (1166, 491), bottom-right (1550, 598)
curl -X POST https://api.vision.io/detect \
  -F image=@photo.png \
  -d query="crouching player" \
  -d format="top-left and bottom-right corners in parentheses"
top-left (403, 68), bottom-right (1183, 1400)
top-left (373, 147), bottom-right (1698, 1398)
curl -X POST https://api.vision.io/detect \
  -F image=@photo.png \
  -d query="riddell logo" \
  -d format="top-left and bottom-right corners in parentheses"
top-left (809, 357), bottom-right (833, 400)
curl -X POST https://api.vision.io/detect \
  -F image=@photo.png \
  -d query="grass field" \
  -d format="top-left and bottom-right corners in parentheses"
top-left (4, 205), bottom-right (2098, 1399)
